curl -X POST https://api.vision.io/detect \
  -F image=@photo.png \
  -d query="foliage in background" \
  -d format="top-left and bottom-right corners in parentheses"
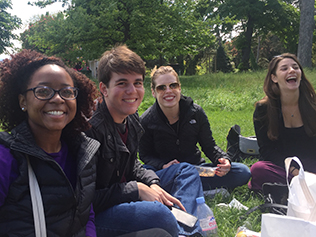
top-left (198, 0), bottom-right (300, 71)
top-left (23, 0), bottom-right (302, 73)
top-left (24, 0), bottom-right (216, 73)
top-left (0, 0), bottom-right (21, 54)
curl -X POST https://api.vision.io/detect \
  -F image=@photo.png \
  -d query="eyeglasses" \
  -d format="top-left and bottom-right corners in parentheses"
top-left (155, 82), bottom-right (180, 92)
top-left (24, 86), bottom-right (79, 101)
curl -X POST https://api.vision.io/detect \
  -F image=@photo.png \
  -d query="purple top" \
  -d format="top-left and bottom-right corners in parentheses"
top-left (0, 142), bottom-right (96, 237)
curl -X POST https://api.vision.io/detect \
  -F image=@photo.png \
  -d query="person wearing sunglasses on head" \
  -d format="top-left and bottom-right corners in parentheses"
top-left (139, 66), bottom-right (251, 193)
top-left (0, 49), bottom-right (101, 236)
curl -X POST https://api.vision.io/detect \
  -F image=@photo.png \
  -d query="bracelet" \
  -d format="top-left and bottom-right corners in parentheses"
top-left (290, 167), bottom-right (297, 174)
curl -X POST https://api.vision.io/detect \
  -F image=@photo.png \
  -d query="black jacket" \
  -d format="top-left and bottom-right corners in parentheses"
top-left (86, 101), bottom-right (160, 214)
top-left (0, 121), bottom-right (99, 237)
top-left (254, 102), bottom-right (316, 170)
top-left (139, 95), bottom-right (230, 170)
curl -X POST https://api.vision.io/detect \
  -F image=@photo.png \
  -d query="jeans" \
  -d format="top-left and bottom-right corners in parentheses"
top-left (146, 162), bottom-right (204, 236)
top-left (118, 228), bottom-right (172, 237)
top-left (95, 201), bottom-right (179, 237)
top-left (96, 163), bottom-right (203, 236)
top-left (199, 162), bottom-right (251, 191)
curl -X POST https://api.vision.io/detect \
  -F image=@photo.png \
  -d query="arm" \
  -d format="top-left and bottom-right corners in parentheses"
top-left (139, 117), bottom-right (166, 170)
top-left (93, 180), bottom-right (139, 214)
top-left (196, 106), bottom-right (230, 164)
top-left (133, 158), bottom-right (161, 184)
top-left (253, 104), bottom-right (285, 166)
top-left (86, 126), bottom-right (140, 213)
top-left (0, 145), bottom-right (19, 207)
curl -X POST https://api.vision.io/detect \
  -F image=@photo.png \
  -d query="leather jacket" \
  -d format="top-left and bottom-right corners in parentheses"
top-left (86, 100), bottom-right (160, 214)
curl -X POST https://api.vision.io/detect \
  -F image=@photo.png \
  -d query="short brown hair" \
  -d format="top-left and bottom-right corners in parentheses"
top-left (98, 45), bottom-right (146, 86)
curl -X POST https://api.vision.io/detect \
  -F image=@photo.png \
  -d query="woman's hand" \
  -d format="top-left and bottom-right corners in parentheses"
top-left (162, 159), bottom-right (180, 169)
top-left (137, 182), bottom-right (186, 211)
top-left (215, 158), bottom-right (231, 177)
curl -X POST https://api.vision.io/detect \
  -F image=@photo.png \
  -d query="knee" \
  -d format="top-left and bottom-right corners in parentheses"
top-left (146, 202), bottom-right (176, 221)
top-left (231, 163), bottom-right (251, 179)
top-left (146, 202), bottom-right (179, 235)
top-left (250, 161), bottom-right (266, 179)
top-left (177, 162), bottom-right (200, 177)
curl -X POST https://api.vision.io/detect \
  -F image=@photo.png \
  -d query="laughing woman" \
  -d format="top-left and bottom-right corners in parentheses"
top-left (0, 50), bottom-right (100, 236)
top-left (249, 53), bottom-right (316, 191)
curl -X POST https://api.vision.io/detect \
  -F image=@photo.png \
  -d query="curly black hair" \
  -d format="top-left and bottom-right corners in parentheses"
top-left (0, 49), bottom-right (99, 135)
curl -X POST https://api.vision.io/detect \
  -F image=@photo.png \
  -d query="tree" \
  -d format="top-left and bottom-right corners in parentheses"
top-left (207, 0), bottom-right (299, 70)
top-left (0, 0), bottom-right (21, 54)
top-left (23, 0), bottom-right (216, 74)
top-left (213, 44), bottom-right (232, 73)
top-left (297, 0), bottom-right (315, 68)
top-left (20, 12), bottom-right (79, 64)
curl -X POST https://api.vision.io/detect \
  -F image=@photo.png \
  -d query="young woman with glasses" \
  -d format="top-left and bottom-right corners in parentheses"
top-left (248, 53), bottom-right (316, 191)
top-left (0, 49), bottom-right (101, 236)
top-left (139, 66), bottom-right (251, 193)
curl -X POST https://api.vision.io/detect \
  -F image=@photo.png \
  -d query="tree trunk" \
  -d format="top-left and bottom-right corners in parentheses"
top-left (241, 15), bottom-right (254, 70)
top-left (297, 0), bottom-right (315, 68)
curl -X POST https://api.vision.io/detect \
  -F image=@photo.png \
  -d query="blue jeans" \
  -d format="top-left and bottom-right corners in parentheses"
top-left (95, 201), bottom-right (179, 237)
top-left (96, 163), bottom-right (203, 236)
top-left (199, 162), bottom-right (251, 190)
top-left (146, 162), bottom-right (204, 236)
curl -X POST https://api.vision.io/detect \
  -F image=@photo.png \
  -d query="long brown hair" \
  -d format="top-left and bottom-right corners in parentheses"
top-left (257, 53), bottom-right (316, 140)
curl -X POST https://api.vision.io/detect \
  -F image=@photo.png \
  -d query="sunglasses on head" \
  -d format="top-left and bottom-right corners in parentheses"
top-left (155, 82), bottom-right (180, 92)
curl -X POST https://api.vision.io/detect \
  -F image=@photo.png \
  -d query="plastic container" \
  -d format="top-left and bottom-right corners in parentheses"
top-left (235, 226), bottom-right (261, 237)
top-left (196, 196), bottom-right (218, 237)
top-left (194, 166), bottom-right (216, 177)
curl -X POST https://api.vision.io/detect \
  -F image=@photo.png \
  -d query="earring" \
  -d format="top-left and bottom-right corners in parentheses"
top-left (21, 107), bottom-right (25, 111)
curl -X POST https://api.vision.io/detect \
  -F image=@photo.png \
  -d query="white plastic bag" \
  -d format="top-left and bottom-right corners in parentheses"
top-left (285, 156), bottom-right (316, 222)
top-left (261, 213), bottom-right (316, 237)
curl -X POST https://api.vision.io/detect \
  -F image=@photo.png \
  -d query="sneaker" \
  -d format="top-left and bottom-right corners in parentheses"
top-left (203, 188), bottom-right (230, 199)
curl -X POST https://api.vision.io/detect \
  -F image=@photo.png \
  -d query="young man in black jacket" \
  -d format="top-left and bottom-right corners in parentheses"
top-left (86, 45), bottom-right (204, 237)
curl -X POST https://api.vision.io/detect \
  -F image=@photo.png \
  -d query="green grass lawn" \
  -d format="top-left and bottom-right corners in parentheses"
top-left (138, 69), bottom-right (316, 236)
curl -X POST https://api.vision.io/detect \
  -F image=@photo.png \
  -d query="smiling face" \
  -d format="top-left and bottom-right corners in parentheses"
top-left (271, 58), bottom-right (302, 93)
top-left (152, 73), bottom-right (181, 111)
top-left (100, 72), bottom-right (144, 123)
top-left (18, 64), bottom-right (77, 137)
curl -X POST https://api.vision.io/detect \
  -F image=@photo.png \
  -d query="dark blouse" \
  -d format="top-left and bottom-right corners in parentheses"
top-left (254, 103), bottom-right (316, 173)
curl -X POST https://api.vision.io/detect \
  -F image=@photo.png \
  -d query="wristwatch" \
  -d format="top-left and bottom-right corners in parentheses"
top-left (149, 179), bottom-right (160, 186)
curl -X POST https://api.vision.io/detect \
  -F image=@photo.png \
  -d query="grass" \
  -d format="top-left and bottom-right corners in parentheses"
top-left (137, 68), bottom-right (316, 236)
